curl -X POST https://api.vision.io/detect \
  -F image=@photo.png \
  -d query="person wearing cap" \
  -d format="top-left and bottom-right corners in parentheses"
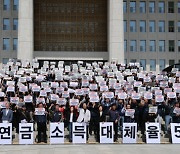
top-left (109, 103), bottom-right (119, 142)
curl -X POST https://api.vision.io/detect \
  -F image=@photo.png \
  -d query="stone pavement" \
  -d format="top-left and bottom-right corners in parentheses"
top-left (0, 144), bottom-right (179, 154)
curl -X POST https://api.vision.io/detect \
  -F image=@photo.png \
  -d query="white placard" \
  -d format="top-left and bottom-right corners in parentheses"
top-left (50, 94), bottom-right (59, 101)
top-left (145, 123), bottom-right (160, 144)
top-left (144, 92), bottom-right (152, 99)
top-left (7, 86), bottom-right (15, 92)
top-left (167, 92), bottom-right (176, 98)
top-left (123, 123), bottom-right (137, 143)
top-left (125, 109), bottom-right (135, 117)
top-left (19, 123), bottom-right (34, 144)
top-left (89, 96), bottom-right (99, 102)
top-left (0, 123), bottom-right (12, 144)
top-left (19, 86), bottom-right (28, 92)
top-left (100, 86), bottom-right (108, 92)
top-left (10, 97), bottom-right (19, 104)
top-left (100, 122), bottom-right (114, 143)
top-left (72, 122), bottom-right (86, 144)
top-left (57, 98), bottom-right (66, 105)
top-left (32, 86), bottom-right (40, 92)
top-left (75, 89), bottom-right (84, 96)
top-left (24, 96), bottom-right (32, 103)
top-left (171, 123), bottom-right (180, 144)
top-left (155, 95), bottom-right (164, 102)
top-left (118, 92), bottom-right (127, 99)
top-left (149, 106), bottom-right (158, 114)
top-left (34, 108), bottom-right (45, 115)
top-left (50, 123), bottom-right (64, 144)
top-left (70, 99), bottom-right (79, 106)
top-left (103, 92), bottom-right (114, 99)
top-left (89, 84), bottom-right (98, 90)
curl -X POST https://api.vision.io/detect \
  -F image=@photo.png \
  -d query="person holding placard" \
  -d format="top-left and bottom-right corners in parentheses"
top-left (88, 102), bottom-right (99, 136)
top-left (121, 104), bottom-right (135, 123)
top-left (35, 103), bottom-right (48, 143)
top-left (16, 105), bottom-right (31, 133)
top-left (163, 99), bottom-right (173, 135)
top-left (171, 102), bottom-right (180, 123)
top-left (49, 104), bottom-right (63, 123)
top-left (109, 104), bottom-right (119, 142)
top-left (101, 98), bottom-right (114, 121)
top-left (116, 99), bottom-right (125, 134)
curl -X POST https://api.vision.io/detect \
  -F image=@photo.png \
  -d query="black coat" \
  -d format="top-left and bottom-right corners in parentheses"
top-left (18, 109), bottom-right (31, 123)
top-left (65, 110), bottom-right (77, 123)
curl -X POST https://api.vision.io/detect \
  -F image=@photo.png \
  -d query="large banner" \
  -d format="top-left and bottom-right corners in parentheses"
top-left (0, 123), bottom-right (12, 144)
top-left (1, 122), bottom-right (180, 144)
top-left (19, 123), bottom-right (34, 144)
top-left (72, 123), bottom-right (87, 144)
top-left (50, 123), bottom-right (64, 144)
top-left (100, 122), bottom-right (114, 143)
top-left (145, 123), bottom-right (160, 144)
top-left (123, 123), bottom-right (137, 144)
top-left (171, 123), bottom-right (180, 144)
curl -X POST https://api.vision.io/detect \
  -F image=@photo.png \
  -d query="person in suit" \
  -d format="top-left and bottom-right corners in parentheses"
top-left (95, 105), bottom-right (106, 142)
top-left (1, 102), bottom-right (13, 123)
top-left (35, 103), bottom-right (47, 143)
top-left (77, 102), bottom-right (91, 140)
top-left (65, 106), bottom-right (77, 142)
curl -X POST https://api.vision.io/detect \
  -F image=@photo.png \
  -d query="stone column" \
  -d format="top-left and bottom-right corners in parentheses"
top-left (17, 0), bottom-right (33, 61)
top-left (108, 0), bottom-right (124, 63)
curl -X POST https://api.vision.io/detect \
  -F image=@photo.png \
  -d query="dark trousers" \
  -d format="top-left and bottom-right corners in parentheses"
top-left (68, 122), bottom-right (72, 141)
top-left (95, 122), bottom-right (100, 142)
top-left (37, 122), bottom-right (47, 142)
top-left (113, 122), bottom-right (118, 141)
top-left (89, 117), bottom-right (96, 135)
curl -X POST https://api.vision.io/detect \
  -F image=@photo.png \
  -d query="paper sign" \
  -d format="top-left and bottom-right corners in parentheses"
top-left (125, 109), bottom-right (135, 117)
top-left (24, 96), bottom-right (33, 103)
top-left (70, 99), bottom-right (79, 106)
top-left (155, 95), bottom-right (164, 102)
top-left (57, 98), bottom-right (66, 105)
top-left (144, 92), bottom-right (152, 99)
top-left (10, 97), bottom-right (19, 104)
top-left (149, 106), bottom-right (158, 114)
top-left (167, 92), bottom-right (176, 98)
top-left (34, 108), bottom-right (45, 115)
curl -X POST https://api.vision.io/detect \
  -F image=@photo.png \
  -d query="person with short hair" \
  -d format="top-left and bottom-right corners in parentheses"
top-left (1, 102), bottom-right (13, 123)
top-left (35, 103), bottom-right (47, 143)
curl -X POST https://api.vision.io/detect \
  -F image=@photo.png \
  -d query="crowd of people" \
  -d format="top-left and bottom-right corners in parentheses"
top-left (0, 59), bottom-right (179, 143)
